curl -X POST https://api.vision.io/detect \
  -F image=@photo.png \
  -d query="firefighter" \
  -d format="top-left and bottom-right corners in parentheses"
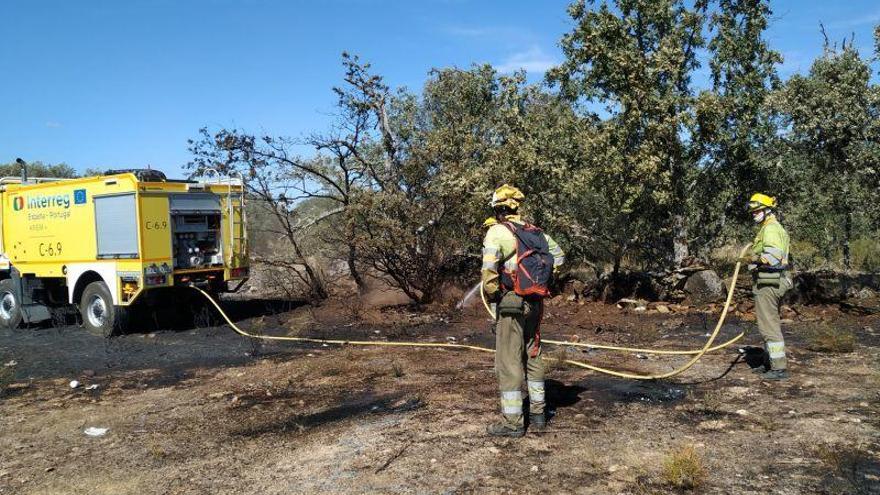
top-left (481, 184), bottom-right (565, 437)
top-left (747, 193), bottom-right (791, 381)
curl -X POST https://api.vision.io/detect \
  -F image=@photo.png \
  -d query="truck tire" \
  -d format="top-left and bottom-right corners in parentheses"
top-left (0, 279), bottom-right (22, 330)
top-left (80, 281), bottom-right (128, 337)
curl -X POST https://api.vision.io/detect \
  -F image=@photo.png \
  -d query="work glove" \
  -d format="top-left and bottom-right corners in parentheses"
top-left (737, 254), bottom-right (758, 264)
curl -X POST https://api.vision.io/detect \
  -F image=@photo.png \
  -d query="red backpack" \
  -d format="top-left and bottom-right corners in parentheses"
top-left (499, 222), bottom-right (554, 298)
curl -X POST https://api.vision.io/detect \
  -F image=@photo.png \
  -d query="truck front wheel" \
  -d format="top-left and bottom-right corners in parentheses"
top-left (80, 281), bottom-right (128, 337)
top-left (0, 279), bottom-right (22, 330)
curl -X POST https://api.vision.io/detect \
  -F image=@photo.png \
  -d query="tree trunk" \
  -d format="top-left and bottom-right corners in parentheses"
top-left (612, 251), bottom-right (622, 277)
top-left (672, 213), bottom-right (689, 267)
top-left (347, 244), bottom-right (366, 292)
top-left (843, 210), bottom-right (853, 271)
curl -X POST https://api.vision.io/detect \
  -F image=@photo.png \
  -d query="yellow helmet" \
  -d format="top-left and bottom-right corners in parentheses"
top-left (748, 193), bottom-right (776, 212)
top-left (490, 184), bottom-right (525, 210)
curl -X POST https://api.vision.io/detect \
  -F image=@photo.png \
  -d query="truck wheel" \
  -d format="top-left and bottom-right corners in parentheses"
top-left (0, 279), bottom-right (22, 330)
top-left (80, 281), bottom-right (128, 337)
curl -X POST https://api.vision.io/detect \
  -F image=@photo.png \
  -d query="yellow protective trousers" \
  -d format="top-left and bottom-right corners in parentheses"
top-left (495, 292), bottom-right (544, 427)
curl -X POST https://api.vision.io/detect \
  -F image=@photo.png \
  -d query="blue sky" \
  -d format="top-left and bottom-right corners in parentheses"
top-left (2, 0), bottom-right (879, 177)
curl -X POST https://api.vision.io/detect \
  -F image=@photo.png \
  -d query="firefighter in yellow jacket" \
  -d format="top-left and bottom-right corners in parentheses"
top-left (747, 193), bottom-right (792, 381)
top-left (481, 185), bottom-right (564, 437)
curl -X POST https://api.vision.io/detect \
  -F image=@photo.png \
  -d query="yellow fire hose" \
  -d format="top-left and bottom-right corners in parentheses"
top-left (194, 246), bottom-right (750, 380)
top-left (482, 285), bottom-right (746, 355)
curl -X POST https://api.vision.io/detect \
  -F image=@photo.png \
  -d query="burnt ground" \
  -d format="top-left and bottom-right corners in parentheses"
top-left (0, 294), bottom-right (878, 495)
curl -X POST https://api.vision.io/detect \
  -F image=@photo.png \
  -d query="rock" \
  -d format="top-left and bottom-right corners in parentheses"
top-left (698, 420), bottom-right (728, 431)
top-left (617, 298), bottom-right (648, 311)
top-left (737, 301), bottom-right (754, 313)
top-left (567, 280), bottom-right (586, 298)
top-left (684, 270), bottom-right (725, 305)
top-left (81, 369), bottom-right (96, 378)
top-left (530, 465), bottom-right (539, 473)
top-left (83, 427), bottom-right (108, 437)
top-left (656, 305), bottom-right (671, 314)
top-left (69, 380), bottom-right (80, 389)
top-left (617, 298), bottom-right (640, 309)
top-left (3, 360), bottom-right (16, 367)
top-left (575, 413), bottom-right (585, 420)
top-left (488, 446), bottom-right (500, 454)
top-left (736, 409), bottom-right (749, 416)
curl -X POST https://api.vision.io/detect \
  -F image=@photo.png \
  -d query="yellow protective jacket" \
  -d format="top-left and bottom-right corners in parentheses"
top-left (481, 215), bottom-right (564, 297)
top-left (752, 215), bottom-right (790, 270)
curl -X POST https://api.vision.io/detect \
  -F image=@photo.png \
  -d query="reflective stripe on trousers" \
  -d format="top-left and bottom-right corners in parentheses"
top-left (766, 341), bottom-right (786, 360)
top-left (527, 380), bottom-right (545, 404)
top-left (500, 390), bottom-right (522, 415)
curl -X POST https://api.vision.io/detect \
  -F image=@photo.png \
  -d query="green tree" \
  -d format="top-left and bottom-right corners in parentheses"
top-left (692, 0), bottom-right (781, 251)
top-left (771, 37), bottom-right (880, 269)
top-left (0, 161), bottom-right (77, 179)
top-left (548, 0), bottom-right (708, 268)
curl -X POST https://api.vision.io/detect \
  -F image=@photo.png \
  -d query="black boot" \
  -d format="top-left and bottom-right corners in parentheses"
top-left (486, 422), bottom-right (525, 438)
top-left (761, 369), bottom-right (789, 381)
top-left (529, 413), bottom-right (547, 432)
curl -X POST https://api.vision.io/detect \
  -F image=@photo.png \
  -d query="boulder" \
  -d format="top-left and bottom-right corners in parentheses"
top-left (683, 270), bottom-right (725, 305)
top-left (793, 270), bottom-right (880, 304)
top-left (558, 265), bottom-right (599, 300)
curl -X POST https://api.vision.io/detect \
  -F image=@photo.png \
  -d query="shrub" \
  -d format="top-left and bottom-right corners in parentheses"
top-left (661, 444), bottom-right (707, 490)
top-left (851, 238), bottom-right (880, 273)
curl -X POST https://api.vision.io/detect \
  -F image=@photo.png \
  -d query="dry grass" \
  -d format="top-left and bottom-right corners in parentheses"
top-left (696, 389), bottom-right (724, 414)
top-left (543, 348), bottom-right (572, 372)
top-left (814, 442), bottom-right (871, 475)
top-left (661, 444), bottom-right (707, 490)
top-left (804, 323), bottom-right (856, 353)
top-left (391, 361), bottom-right (405, 378)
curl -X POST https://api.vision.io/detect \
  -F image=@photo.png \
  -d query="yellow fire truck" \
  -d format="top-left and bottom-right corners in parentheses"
top-left (0, 168), bottom-right (249, 336)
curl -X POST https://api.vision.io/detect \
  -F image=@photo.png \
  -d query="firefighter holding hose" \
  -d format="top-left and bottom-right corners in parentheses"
top-left (481, 185), bottom-right (565, 437)
top-left (746, 193), bottom-right (792, 381)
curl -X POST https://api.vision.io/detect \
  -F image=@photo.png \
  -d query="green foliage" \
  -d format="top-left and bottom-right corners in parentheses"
top-left (0, 161), bottom-right (77, 179)
top-left (548, 0), bottom-right (709, 267)
top-left (851, 238), bottom-right (880, 273)
top-left (771, 41), bottom-right (880, 269)
top-left (187, 4), bottom-right (880, 303)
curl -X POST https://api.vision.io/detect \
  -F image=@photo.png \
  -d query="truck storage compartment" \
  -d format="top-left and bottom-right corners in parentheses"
top-left (169, 193), bottom-right (223, 269)
top-left (95, 193), bottom-right (139, 259)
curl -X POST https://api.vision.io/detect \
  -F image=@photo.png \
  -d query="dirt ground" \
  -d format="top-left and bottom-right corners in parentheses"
top-left (1, 294), bottom-right (879, 494)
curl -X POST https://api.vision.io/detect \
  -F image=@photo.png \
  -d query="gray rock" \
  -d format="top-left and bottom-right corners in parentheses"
top-left (684, 270), bottom-right (725, 305)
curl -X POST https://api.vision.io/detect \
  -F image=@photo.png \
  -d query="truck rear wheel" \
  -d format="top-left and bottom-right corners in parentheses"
top-left (80, 281), bottom-right (128, 337)
top-left (0, 279), bottom-right (22, 330)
